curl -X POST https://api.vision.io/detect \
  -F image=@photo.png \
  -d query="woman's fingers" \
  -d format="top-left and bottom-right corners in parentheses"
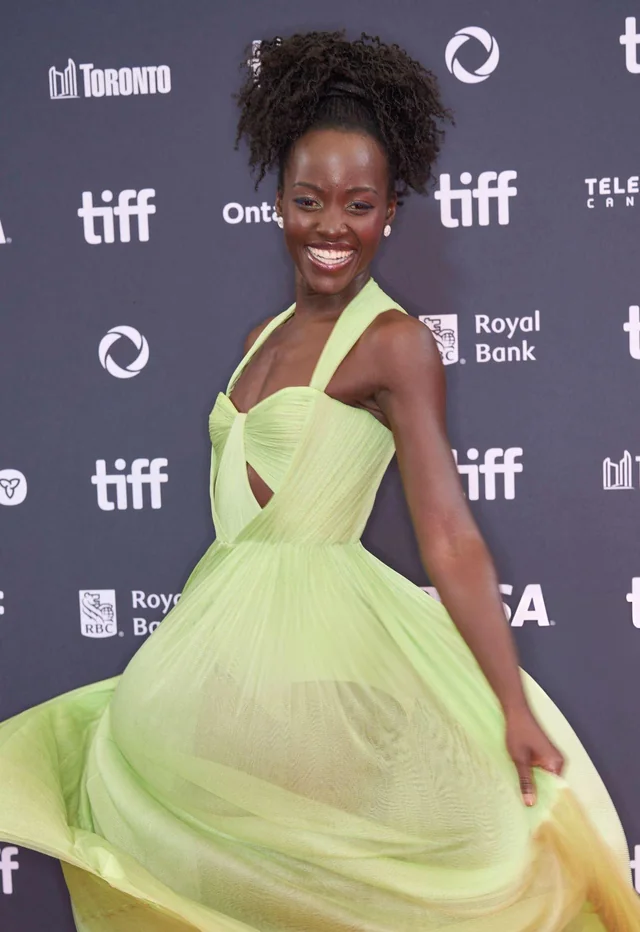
top-left (538, 751), bottom-right (565, 776)
top-left (515, 755), bottom-right (536, 807)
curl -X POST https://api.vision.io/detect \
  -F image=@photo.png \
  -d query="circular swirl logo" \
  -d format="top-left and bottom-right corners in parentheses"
top-left (98, 325), bottom-right (149, 379)
top-left (445, 27), bottom-right (500, 84)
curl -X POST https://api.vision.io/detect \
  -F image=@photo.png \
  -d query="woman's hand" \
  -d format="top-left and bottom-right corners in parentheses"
top-left (504, 704), bottom-right (565, 806)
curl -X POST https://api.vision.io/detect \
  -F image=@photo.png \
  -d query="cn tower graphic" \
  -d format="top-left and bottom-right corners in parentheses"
top-left (49, 59), bottom-right (78, 99)
top-left (602, 451), bottom-right (636, 490)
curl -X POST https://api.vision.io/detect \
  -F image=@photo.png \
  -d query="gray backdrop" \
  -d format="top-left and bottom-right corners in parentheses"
top-left (1, 1), bottom-right (639, 926)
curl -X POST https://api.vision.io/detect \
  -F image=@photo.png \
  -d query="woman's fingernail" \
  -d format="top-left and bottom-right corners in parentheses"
top-left (524, 793), bottom-right (535, 806)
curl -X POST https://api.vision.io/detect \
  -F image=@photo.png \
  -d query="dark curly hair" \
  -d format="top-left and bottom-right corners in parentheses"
top-left (233, 30), bottom-right (454, 205)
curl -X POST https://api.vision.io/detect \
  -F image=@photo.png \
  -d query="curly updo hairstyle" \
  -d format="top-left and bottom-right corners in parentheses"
top-left (234, 30), bottom-right (454, 206)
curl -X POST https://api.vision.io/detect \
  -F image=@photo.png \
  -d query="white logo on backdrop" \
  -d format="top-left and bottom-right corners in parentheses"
top-left (246, 38), bottom-right (282, 84)
top-left (620, 17), bottom-right (640, 73)
top-left (631, 845), bottom-right (640, 892)
top-left (420, 312), bottom-right (541, 365)
top-left (624, 305), bottom-right (640, 359)
top-left (0, 469), bottom-right (27, 506)
top-left (247, 39), bottom-right (262, 81)
top-left (78, 589), bottom-right (181, 638)
top-left (435, 171), bottom-right (517, 227)
top-left (91, 458), bottom-right (168, 510)
top-left (424, 583), bottom-right (554, 626)
top-left (222, 202), bottom-right (279, 224)
top-left (475, 312), bottom-right (539, 363)
top-left (420, 315), bottom-right (459, 365)
top-left (49, 59), bottom-right (171, 99)
top-left (602, 451), bottom-right (640, 490)
top-left (627, 578), bottom-right (640, 629)
top-left (132, 590), bottom-right (181, 637)
top-left (0, 846), bottom-right (19, 894)
top-left (78, 189), bottom-right (156, 244)
top-left (499, 583), bottom-right (555, 626)
top-left (0, 590), bottom-right (4, 616)
top-left (584, 176), bottom-right (639, 209)
top-left (0, 216), bottom-right (10, 244)
top-left (445, 27), bottom-right (500, 84)
top-left (49, 59), bottom-right (78, 98)
top-left (98, 326), bottom-right (149, 379)
top-left (79, 590), bottom-right (118, 638)
top-left (452, 448), bottom-right (523, 500)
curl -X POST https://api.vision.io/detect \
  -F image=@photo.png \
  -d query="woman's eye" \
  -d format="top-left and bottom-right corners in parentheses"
top-left (293, 197), bottom-right (373, 212)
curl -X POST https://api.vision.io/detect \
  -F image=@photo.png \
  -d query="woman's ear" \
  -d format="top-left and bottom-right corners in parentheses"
top-left (275, 190), bottom-right (283, 218)
top-left (386, 193), bottom-right (398, 225)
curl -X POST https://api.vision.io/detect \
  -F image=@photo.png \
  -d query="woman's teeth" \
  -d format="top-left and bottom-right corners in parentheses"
top-left (306, 246), bottom-right (355, 269)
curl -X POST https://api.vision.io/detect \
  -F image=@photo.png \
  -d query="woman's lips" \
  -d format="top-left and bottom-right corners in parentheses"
top-left (305, 245), bottom-right (356, 272)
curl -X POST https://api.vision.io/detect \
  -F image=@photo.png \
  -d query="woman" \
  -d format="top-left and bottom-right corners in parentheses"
top-left (1, 29), bottom-right (639, 932)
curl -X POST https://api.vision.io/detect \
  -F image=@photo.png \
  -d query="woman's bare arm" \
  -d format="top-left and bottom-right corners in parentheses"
top-left (370, 311), bottom-right (564, 803)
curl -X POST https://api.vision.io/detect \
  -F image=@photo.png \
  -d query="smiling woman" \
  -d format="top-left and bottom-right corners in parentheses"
top-left (1, 27), bottom-right (640, 932)
top-left (279, 131), bottom-right (390, 279)
top-left (235, 33), bottom-right (449, 297)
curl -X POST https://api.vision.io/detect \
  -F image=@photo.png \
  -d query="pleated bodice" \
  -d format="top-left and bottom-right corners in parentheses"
top-left (208, 277), bottom-right (403, 546)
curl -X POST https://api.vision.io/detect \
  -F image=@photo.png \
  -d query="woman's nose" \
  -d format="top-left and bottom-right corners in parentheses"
top-left (315, 207), bottom-right (347, 239)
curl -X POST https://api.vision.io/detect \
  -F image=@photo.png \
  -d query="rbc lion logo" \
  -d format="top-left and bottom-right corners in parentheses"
top-left (79, 589), bottom-right (118, 638)
top-left (419, 314), bottom-right (459, 366)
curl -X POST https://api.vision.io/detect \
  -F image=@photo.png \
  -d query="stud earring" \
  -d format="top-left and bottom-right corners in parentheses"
top-left (383, 224), bottom-right (391, 237)
top-left (276, 215), bottom-right (284, 229)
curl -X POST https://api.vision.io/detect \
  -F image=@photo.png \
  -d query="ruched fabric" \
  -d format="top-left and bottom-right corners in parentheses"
top-left (1, 277), bottom-right (639, 930)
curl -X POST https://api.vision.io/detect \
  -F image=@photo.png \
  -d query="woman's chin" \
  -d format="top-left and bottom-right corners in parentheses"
top-left (296, 255), bottom-right (365, 294)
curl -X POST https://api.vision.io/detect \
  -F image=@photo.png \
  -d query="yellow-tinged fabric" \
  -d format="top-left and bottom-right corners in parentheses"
top-left (0, 277), bottom-right (639, 930)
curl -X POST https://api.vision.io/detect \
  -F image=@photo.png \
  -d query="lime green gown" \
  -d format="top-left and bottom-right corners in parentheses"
top-left (1, 277), bottom-right (639, 931)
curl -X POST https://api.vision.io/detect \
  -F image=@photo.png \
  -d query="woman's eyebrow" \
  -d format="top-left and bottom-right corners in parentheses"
top-left (292, 182), bottom-right (379, 195)
top-left (292, 181), bottom-right (323, 191)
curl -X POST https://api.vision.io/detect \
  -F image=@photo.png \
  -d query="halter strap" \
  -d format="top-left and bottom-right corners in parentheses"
top-left (226, 277), bottom-right (406, 396)
top-left (225, 301), bottom-right (296, 395)
top-left (309, 278), bottom-right (406, 391)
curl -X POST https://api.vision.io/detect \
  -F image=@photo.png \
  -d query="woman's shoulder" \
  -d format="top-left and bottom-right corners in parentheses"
top-left (367, 282), bottom-right (436, 349)
top-left (363, 301), bottom-right (443, 382)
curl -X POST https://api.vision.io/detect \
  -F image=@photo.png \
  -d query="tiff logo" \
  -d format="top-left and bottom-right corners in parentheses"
top-left (0, 846), bottom-right (18, 894)
top-left (91, 458), bottom-right (168, 510)
top-left (78, 189), bottom-right (155, 244)
top-left (452, 447), bottom-right (523, 500)
top-left (631, 844), bottom-right (640, 891)
top-left (602, 451), bottom-right (640, 490)
top-left (620, 17), bottom-right (640, 73)
top-left (627, 578), bottom-right (640, 629)
top-left (624, 305), bottom-right (640, 359)
top-left (434, 170), bottom-right (517, 227)
top-left (0, 590), bottom-right (3, 615)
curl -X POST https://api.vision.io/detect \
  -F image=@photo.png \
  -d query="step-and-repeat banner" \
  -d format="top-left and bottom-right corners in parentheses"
top-left (1, 1), bottom-right (639, 926)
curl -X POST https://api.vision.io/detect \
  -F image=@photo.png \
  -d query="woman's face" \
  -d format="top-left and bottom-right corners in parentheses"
top-left (275, 127), bottom-right (396, 295)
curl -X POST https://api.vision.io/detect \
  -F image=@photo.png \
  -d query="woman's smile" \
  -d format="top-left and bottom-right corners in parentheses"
top-left (305, 244), bottom-right (357, 272)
